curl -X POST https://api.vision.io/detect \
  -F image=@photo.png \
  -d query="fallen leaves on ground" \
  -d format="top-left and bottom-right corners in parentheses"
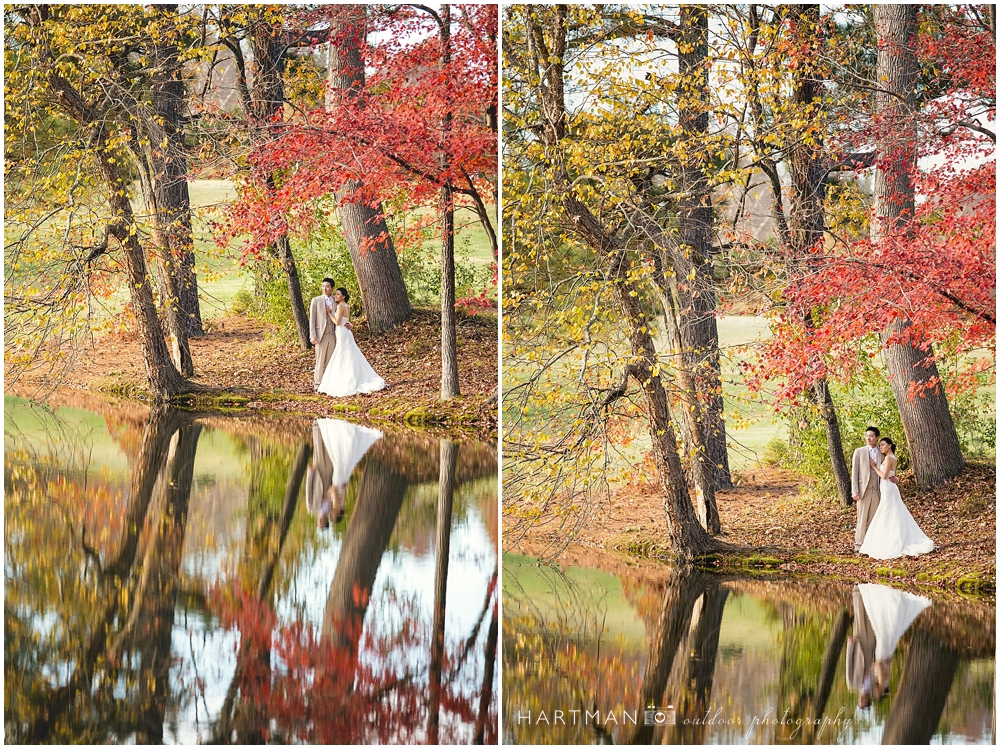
top-left (509, 463), bottom-right (996, 590)
top-left (11, 308), bottom-right (498, 436)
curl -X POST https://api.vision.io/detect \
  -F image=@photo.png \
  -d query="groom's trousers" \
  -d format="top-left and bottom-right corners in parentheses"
top-left (854, 480), bottom-right (881, 551)
top-left (314, 325), bottom-right (337, 389)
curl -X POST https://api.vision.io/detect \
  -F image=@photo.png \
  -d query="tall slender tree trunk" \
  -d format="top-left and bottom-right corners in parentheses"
top-left (873, 4), bottom-right (964, 487)
top-left (439, 6), bottom-right (460, 399)
top-left (250, 16), bottom-right (311, 350)
top-left (151, 4), bottom-right (202, 336)
top-left (565, 199), bottom-right (724, 559)
top-left (428, 439), bottom-right (458, 743)
top-left (326, 5), bottom-right (412, 334)
top-left (675, 5), bottom-right (731, 493)
top-left (783, 4), bottom-right (853, 506)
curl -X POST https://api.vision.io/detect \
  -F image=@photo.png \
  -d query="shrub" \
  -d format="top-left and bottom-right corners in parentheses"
top-left (235, 205), bottom-right (495, 339)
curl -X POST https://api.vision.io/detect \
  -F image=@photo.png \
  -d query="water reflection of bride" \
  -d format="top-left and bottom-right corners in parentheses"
top-left (307, 418), bottom-right (384, 528)
top-left (847, 583), bottom-right (932, 707)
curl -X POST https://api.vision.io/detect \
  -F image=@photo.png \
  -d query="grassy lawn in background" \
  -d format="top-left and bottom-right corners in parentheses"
top-left (503, 314), bottom-right (788, 478)
top-left (42, 180), bottom-right (495, 325)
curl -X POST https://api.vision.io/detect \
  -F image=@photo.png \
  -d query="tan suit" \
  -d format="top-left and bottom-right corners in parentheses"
top-left (852, 445), bottom-right (884, 551)
top-left (846, 585), bottom-right (876, 692)
top-left (310, 295), bottom-right (337, 388)
top-left (306, 421), bottom-right (334, 516)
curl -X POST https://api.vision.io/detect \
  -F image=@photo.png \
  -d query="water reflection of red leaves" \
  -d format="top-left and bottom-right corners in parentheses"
top-left (207, 581), bottom-right (495, 744)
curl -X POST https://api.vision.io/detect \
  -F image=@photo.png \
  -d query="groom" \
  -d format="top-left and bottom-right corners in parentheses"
top-left (309, 278), bottom-right (350, 390)
top-left (851, 426), bottom-right (897, 552)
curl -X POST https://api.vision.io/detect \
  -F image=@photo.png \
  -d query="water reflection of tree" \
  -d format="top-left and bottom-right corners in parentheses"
top-left (208, 433), bottom-right (497, 744)
top-left (6, 401), bottom-right (498, 744)
top-left (506, 570), bottom-right (995, 746)
top-left (5, 405), bottom-right (201, 743)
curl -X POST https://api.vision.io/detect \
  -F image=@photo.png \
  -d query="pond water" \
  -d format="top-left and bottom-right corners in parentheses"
top-left (503, 554), bottom-right (995, 745)
top-left (4, 393), bottom-right (498, 744)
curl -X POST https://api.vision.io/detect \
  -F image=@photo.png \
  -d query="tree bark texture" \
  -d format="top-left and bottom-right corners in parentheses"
top-left (439, 6), bottom-right (460, 399)
top-left (428, 439), bottom-right (458, 743)
top-left (674, 5), bottom-right (731, 493)
top-left (785, 4), bottom-right (852, 506)
top-left (45, 62), bottom-right (189, 399)
top-left (327, 5), bottom-right (412, 334)
top-left (873, 4), bottom-right (964, 486)
top-left (565, 199), bottom-right (722, 560)
top-left (651, 261), bottom-right (719, 534)
top-left (151, 4), bottom-right (202, 336)
top-left (250, 15), bottom-right (311, 350)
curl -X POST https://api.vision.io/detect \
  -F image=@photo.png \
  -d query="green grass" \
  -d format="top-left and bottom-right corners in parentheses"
top-left (10, 179), bottom-right (494, 326)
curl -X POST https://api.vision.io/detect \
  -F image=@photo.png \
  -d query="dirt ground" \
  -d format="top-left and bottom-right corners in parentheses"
top-left (10, 309), bottom-right (498, 435)
top-left (506, 463), bottom-right (997, 591)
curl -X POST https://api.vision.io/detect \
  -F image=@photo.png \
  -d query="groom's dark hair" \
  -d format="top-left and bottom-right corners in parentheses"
top-left (866, 426), bottom-right (880, 437)
top-left (322, 277), bottom-right (335, 286)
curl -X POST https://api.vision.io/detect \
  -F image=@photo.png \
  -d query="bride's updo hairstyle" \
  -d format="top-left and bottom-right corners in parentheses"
top-left (879, 437), bottom-right (896, 453)
top-left (337, 287), bottom-right (350, 302)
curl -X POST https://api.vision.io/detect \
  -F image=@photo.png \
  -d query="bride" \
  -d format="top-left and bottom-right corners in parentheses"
top-left (858, 438), bottom-right (935, 559)
top-left (317, 287), bottom-right (386, 397)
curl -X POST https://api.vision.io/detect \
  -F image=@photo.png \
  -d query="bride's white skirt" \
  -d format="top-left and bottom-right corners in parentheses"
top-left (859, 480), bottom-right (934, 560)
top-left (317, 326), bottom-right (386, 397)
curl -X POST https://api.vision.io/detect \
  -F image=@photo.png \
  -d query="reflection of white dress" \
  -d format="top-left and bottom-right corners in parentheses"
top-left (858, 583), bottom-right (932, 660)
top-left (316, 418), bottom-right (383, 492)
top-left (859, 471), bottom-right (935, 559)
top-left (317, 318), bottom-right (386, 397)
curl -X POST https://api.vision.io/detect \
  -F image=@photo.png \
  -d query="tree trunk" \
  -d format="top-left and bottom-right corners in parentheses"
top-left (675, 5), bottom-right (731, 492)
top-left (786, 4), bottom-right (852, 506)
top-left (428, 439), bottom-right (458, 743)
top-left (276, 233), bottom-right (311, 351)
top-left (873, 4), bottom-right (964, 487)
top-left (527, 10), bottom-right (722, 559)
top-left (565, 198), bottom-right (723, 560)
top-left (327, 5), bottom-right (412, 334)
top-left (250, 15), bottom-right (311, 350)
top-left (814, 379), bottom-right (853, 506)
top-left (439, 6), bottom-right (460, 399)
top-left (151, 4), bottom-right (202, 336)
top-left (653, 265), bottom-right (719, 534)
top-left (882, 629), bottom-right (959, 744)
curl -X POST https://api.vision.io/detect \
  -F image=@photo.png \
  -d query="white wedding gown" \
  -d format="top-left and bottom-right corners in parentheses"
top-left (859, 471), bottom-right (935, 559)
top-left (316, 418), bottom-right (384, 492)
top-left (317, 317), bottom-right (386, 397)
top-left (857, 583), bottom-right (932, 661)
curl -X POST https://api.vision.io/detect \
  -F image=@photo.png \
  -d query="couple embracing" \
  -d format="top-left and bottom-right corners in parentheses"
top-left (851, 426), bottom-right (934, 560)
top-left (310, 278), bottom-right (386, 398)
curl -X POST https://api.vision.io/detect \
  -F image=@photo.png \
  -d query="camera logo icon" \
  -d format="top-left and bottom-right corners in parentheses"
top-left (644, 704), bottom-right (676, 726)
